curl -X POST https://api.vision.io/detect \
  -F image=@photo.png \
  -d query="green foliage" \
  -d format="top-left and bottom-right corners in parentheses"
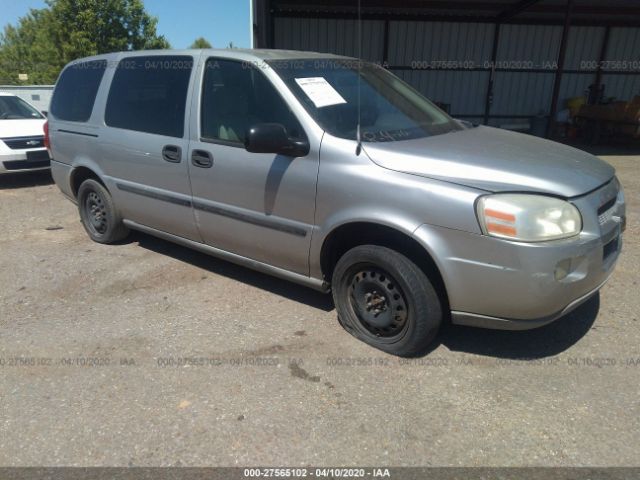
top-left (0, 8), bottom-right (61, 84)
top-left (0, 0), bottom-right (170, 84)
top-left (189, 37), bottom-right (212, 49)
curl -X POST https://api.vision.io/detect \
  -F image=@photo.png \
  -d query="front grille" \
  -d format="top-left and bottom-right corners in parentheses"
top-left (597, 182), bottom-right (619, 225)
top-left (598, 208), bottom-right (616, 225)
top-left (597, 197), bottom-right (616, 216)
top-left (1, 136), bottom-right (45, 150)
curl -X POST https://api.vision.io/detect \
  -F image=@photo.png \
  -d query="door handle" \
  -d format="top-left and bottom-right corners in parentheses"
top-left (162, 145), bottom-right (182, 163)
top-left (191, 149), bottom-right (213, 168)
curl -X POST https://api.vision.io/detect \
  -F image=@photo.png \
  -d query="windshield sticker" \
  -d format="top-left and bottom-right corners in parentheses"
top-left (294, 77), bottom-right (347, 108)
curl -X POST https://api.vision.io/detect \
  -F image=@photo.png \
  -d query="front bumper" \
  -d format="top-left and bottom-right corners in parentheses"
top-left (0, 150), bottom-right (50, 173)
top-left (450, 275), bottom-right (609, 330)
top-left (413, 179), bottom-right (625, 330)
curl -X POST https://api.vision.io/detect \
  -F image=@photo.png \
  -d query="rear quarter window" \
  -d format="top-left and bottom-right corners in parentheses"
top-left (105, 55), bottom-right (193, 138)
top-left (50, 60), bottom-right (107, 122)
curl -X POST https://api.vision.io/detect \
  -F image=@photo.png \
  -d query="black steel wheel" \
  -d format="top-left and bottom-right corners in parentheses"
top-left (77, 178), bottom-right (129, 244)
top-left (84, 190), bottom-right (108, 235)
top-left (332, 245), bottom-right (442, 356)
top-left (347, 266), bottom-right (409, 340)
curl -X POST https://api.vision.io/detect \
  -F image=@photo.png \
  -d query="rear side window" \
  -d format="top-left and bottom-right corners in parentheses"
top-left (105, 56), bottom-right (193, 138)
top-left (50, 60), bottom-right (107, 122)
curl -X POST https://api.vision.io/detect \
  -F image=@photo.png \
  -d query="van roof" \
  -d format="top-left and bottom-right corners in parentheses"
top-left (67, 48), bottom-right (353, 65)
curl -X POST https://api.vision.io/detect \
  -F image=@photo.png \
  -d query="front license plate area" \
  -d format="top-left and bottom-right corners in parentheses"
top-left (26, 150), bottom-right (50, 162)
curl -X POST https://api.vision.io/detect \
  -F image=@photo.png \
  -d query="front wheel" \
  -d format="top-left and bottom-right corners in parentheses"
top-left (332, 245), bottom-right (442, 357)
top-left (77, 178), bottom-right (129, 244)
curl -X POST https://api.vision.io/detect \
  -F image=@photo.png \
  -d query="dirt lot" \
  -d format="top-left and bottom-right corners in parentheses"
top-left (0, 156), bottom-right (638, 467)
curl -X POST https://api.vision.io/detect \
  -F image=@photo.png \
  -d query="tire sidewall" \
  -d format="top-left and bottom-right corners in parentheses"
top-left (78, 179), bottom-right (119, 243)
top-left (332, 245), bottom-right (442, 356)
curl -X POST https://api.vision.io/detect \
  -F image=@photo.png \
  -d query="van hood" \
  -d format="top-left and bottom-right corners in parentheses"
top-left (0, 119), bottom-right (46, 139)
top-left (362, 126), bottom-right (614, 198)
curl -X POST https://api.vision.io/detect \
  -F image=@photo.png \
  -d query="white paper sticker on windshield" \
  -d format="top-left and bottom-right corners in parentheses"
top-left (295, 77), bottom-right (347, 108)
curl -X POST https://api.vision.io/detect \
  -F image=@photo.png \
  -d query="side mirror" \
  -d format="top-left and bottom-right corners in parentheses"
top-left (245, 123), bottom-right (309, 158)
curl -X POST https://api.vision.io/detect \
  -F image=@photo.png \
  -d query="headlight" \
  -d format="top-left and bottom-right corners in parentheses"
top-left (477, 194), bottom-right (582, 242)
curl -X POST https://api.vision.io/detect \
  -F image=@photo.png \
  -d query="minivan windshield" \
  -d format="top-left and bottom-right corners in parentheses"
top-left (268, 59), bottom-right (462, 142)
top-left (0, 95), bottom-right (43, 120)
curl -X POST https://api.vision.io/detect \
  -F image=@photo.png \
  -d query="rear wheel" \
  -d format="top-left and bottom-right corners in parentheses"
top-left (332, 245), bottom-right (442, 357)
top-left (77, 179), bottom-right (129, 244)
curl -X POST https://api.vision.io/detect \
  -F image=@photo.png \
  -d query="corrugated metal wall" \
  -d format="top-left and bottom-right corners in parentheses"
top-left (388, 21), bottom-right (494, 115)
top-left (491, 24), bottom-right (561, 118)
top-left (273, 17), bottom-right (640, 122)
top-left (387, 21), bottom-right (495, 65)
top-left (601, 27), bottom-right (640, 102)
top-left (274, 18), bottom-right (385, 61)
top-left (556, 26), bottom-right (605, 116)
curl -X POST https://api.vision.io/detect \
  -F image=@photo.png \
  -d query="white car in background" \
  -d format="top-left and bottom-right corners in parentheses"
top-left (0, 92), bottom-right (49, 174)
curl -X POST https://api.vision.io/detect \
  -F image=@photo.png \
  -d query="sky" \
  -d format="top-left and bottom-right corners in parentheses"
top-left (0, 0), bottom-right (251, 49)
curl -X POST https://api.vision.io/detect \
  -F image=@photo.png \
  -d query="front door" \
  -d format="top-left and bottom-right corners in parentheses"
top-left (187, 57), bottom-right (318, 275)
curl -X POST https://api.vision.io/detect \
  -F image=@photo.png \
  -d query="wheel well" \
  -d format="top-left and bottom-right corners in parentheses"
top-left (320, 222), bottom-right (450, 311)
top-left (70, 167), bottom-right (106, 198)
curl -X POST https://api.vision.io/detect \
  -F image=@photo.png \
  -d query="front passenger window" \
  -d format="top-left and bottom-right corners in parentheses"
top-left (201, 59), bottom-right (305, 145)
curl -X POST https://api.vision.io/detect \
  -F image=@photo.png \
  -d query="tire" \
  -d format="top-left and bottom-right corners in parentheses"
top-left (332, 245), bottom-right (442, 357)
top-left (77, 178), bottom-right (129, 244)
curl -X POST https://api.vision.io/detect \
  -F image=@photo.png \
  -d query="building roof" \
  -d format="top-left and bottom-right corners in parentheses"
top-left (269, 0), bottom-right (640, 26)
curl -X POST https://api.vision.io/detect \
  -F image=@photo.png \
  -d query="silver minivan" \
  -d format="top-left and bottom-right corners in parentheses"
top-left (47, 49), bottom-right (626, 356)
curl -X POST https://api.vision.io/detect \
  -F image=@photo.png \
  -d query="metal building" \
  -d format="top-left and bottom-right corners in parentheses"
top-left (251, 0), bottom-right (640, 137)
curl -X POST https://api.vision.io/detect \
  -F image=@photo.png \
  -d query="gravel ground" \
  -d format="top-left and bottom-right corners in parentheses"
top-left (0, 156), bottom-right (638, 467)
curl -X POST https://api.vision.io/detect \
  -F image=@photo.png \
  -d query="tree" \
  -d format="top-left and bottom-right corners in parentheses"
top-left (0, 0), bottom-right (170, 84)
top-left (0, 8), bottom-right (61, 84)
top-left (189, 37), bottom-right (212, 49)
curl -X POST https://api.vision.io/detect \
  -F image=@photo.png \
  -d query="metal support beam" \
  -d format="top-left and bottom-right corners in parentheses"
top-left (546, 0), bottom-right (573, 138)
top-left (272, 1), bottom-right (640, 17)
top-left (497, 0), bottom-right (543, 22)
top-left (382, 19), bottom-right (390, 65)
top-left (593, 26), bottom-right (611, 97)
top-left (271, 9), bottom-right (640, 27)
top-left (483, 23), bottom-right (501, 125)
top-left (251, 0), bottom-right (270, 48)
top-left (269, 0), bottom-right (276, 48)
